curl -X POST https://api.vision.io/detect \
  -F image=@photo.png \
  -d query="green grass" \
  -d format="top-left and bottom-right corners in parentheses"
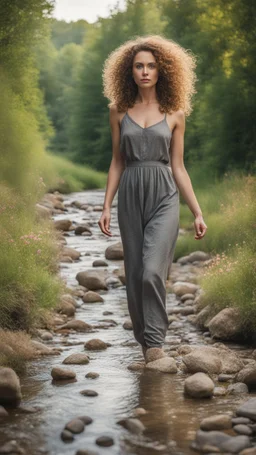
top-left (41, 153), bottom-right (108, 193)
top-left (175, 170), bottom-right (255, 260)
top-left (0, 184), bottom-right (65, 331)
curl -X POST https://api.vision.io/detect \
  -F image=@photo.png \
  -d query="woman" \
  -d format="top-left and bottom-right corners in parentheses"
top-left (98, 35), bottom-right (207, 364)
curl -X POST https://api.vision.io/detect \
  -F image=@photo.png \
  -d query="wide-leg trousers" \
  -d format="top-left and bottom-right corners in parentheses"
top-left (117, 160), bottom-right (180, 348)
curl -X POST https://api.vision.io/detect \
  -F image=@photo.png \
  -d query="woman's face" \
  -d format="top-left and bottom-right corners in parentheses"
top-left (132, 51), bottom-right (159, 88)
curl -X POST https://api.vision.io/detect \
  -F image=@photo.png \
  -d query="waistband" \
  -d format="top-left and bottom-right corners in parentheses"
top-left (126, 160), bottom-right (169, 168)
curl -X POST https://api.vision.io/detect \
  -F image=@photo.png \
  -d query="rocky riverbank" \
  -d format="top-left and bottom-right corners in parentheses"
top-left (1, 189), bottom-right (256, 455)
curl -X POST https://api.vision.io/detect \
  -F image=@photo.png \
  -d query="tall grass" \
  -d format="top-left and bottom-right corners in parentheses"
top-left (177, 170), bottom-right (256, 334)
top-left (41, 153), bottom-right (107, 193)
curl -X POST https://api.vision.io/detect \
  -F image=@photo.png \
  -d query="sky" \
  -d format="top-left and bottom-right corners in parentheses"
top-left (52, 0), bottom-right (126, 23)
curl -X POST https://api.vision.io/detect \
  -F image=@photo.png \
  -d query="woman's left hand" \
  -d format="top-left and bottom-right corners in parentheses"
top-left (194, 215), bottom-right (207, 240)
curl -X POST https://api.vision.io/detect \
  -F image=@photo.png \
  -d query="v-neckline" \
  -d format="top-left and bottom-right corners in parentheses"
top-left (126, 111), bottom-right (167, 130)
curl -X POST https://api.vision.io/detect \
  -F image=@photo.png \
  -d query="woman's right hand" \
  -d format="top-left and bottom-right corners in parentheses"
top-left (98, 208), bottom-right (112, 236)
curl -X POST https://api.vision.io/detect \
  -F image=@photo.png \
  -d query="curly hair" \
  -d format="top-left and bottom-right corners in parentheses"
top-left (102, 34), bottom-right (198, 116)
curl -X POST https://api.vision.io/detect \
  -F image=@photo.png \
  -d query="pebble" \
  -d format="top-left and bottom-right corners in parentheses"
top-left (61, 429), bottom-right (74, 442)
top-left (63, 353), bottom-right (90, 365)
top-left (200, 414), bottom-right (232, 431)
top-left (85, 372), bottom-right (99, 379)
top-left (51, 367), bottom-right (76, 380)
top-left (80, 390), bottom-right (98, 397)
top-left (233, 424), bottom-right (253, 436)
top-left (117, 417), bottom-right (145, 434)
top-left (84, 339), bottom-right (108, 350)
top-left (95, 436), bottom-right (114, 447)
top-left (65, 418), bottom-right (85, 434)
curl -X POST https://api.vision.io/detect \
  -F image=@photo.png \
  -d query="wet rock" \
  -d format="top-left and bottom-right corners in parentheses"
top-left (31, 340), bottom-right (61, 356)
top-left (172, 281), bottom-right (200, 297)
top-left (0, 405), bottom-right (8, 418)
top-left (179, 306), bottom-right (195, 315)
top-left (76, 271), bottom-right (108, 290)
top-left (194, 305), bottom-right (213, 329)
top-left (133, 407), bottom-right (148, 417)
top-left (235, 366), bottom-right (256, 390)
top-left (57, 320), bottom-right (92, 332)
top-left (184, 372), bottom-right (214, 398)
top-left (182, 350), bottom-right (222, 375)
top-left (195, 429), bottom-right (230, 450)
top-left (80, 389), bottom-right (98, 397)
top-left (232, 417), bottom-right (252, 425)
top-left (103, 311), bottom-right (113, 315)
top-left (77, 415), bottom-right (93, 425)
top-left (178, 344), bottom-right (243, 374)
top-left (0, 441), bottom-right (25, 454)
top-left (40, 331), bottom-right (53, 341)
top-left (105, 242), bottom-right (123, 260)
top-left (76, 450), bottom-right (99, 455)
top-left (213, 387), bottom-right (227, 396)
top-left (220, 435), bottom-right (251, 452)
top-left (60, 255), bottom-right (73, 263)
top-left (123, 320), bottom-right (133, 330)
top-left (117, 417), bottom-right (145, 434)
top-left (240, 449), bottom-right (256, 455)
top-left (85, 372), bottom-right (99, 379)
top-left (95, 435), bottom-right (114, 447)
top-left (180, 293), bottom-right (195, 302)
top-left (146, 357), bottom-right (178, 373)
top-left (63, 353), bottom-right (90, 365)
top-left (236, 398), bottom-right (256, 421)
top-left (218, 373), bottom-right (234, 382)
top-left (75, 225), bottom-right (92, 235)
top-left (51, 367), bottom-right (76, 380)
top-left (84, 339), bottom-right (108, 350)
top-left (227, 383), bottom-right (249, 394)
top-left (233, 424), bottom-right (252, 436)
top-left (206, 307), bottom-right (243, 341)
top-left (0, 367), bottom-right (22, 407)
top-left (93, 259), bottom-right (108, 267)
top-left (61, 294), bottom-right (77, 307)
top-left (62, 246), bottom-right (81, 260)
top-left (65, 418), bottom-right (85, 434)
top-left (57, 300), bottom-right (76, 317)
top-left (200, 414), bottom-right (232, 431)
top-left (127, 362), bottom-right (145, 371)
top-left (82, 291), bottom-right (104, 303)
top-left (61, 429), bottom-right (74, 442)
top-left (54, 219), bottom-right (72, 231)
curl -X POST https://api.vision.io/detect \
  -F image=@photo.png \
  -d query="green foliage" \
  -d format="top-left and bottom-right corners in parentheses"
top-left (50, 18), bottom-right (90, 49)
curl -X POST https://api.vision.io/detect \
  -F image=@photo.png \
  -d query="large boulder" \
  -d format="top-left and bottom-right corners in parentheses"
top-left (206, 307), bottom-right (244, 341)
top-left (179, 344), bottom-right (243, 374)
top-left (0, 368), bottom-right (22, 407)
top-left (182, 350), bottom-right (222, 375)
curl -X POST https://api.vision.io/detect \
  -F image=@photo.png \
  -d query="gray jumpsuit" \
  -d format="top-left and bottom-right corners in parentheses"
top-left (117, 111), bottom-right (180, 349)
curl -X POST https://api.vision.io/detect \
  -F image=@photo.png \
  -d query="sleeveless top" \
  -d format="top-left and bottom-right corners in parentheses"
top-left (120, 111), bottom-right (172, 165)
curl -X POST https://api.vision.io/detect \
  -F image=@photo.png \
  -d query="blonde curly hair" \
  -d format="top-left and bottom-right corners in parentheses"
top-left (102, 34), bottom-right (197, 116)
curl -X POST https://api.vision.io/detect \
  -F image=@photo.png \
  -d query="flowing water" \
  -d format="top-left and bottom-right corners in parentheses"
top-left (0, 188), bottom-right (254, 455)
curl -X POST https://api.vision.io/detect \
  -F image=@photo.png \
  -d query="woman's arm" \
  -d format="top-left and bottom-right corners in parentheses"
top-left (98, 105), bottom-right (125, 236)
top-left (170, 110), bottom-right (207, 240)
